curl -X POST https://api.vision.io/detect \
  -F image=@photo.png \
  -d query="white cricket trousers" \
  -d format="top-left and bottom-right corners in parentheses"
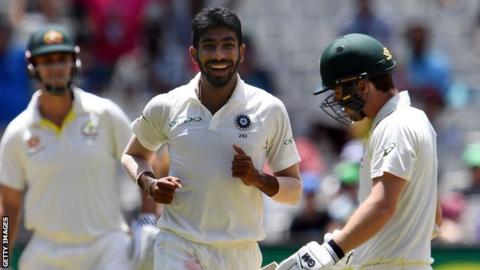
top-left (154, 229), bottom-right (262, 270)
top-left (354, 264), bottom-right (433, 270)
top-left (19, 230), bottom-right (133, 270)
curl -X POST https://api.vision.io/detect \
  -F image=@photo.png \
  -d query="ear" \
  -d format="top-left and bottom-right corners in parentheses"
top-left (239, 43), bottom-right (246, 64)
top-left (189, 46), bottom-right (198, 65)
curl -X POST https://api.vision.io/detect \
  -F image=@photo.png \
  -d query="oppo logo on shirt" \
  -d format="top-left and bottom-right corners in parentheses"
top-left (168, 116), bottom-right (202, 127)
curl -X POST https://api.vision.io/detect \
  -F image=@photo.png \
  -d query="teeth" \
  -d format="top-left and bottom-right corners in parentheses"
top-left (210, 64), bottom-right (228, 69)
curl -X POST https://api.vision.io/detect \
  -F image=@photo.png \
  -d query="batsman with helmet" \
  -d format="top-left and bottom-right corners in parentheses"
top-left (277, 33), bottom-right (442, 270)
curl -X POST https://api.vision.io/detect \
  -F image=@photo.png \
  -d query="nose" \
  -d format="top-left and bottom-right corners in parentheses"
top-left (213, 47), bottom-right (226, 60)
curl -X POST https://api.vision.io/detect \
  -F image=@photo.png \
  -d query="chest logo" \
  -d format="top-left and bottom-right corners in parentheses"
top-left (82, 114), bottom-right (99, 139)
top-left (234, 114), bottom-right (252, 131)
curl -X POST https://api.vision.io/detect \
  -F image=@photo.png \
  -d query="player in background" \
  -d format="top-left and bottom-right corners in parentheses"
top-left (0, 24), bottom-right (148, 270)
top-left (121, 7), bottom-right (302, 270)
top-left (277, 33), bottom-right (442, 270)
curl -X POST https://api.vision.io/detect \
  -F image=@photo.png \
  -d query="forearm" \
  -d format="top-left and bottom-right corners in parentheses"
top-left (335, 197), bottom-right (395, 253)
top-left (432, 197), bottom-right (443, 239)
top-left (121, 153), bottom-right (153, 184)
top-left (270, 176), bottom-right (302, 205)
top-left (435, 196), bottom-right (442, 226)
top-left (255, 172), bottom-right (279, 196)
top-left (251, 172), bottom-right (301, 205)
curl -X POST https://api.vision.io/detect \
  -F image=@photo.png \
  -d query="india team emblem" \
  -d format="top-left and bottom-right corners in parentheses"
top-left (234, 114), bottom-right (252, 131)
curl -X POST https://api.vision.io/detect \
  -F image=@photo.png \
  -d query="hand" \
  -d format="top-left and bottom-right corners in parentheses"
top-left (323, 230), bottom-right (354, 269)
top-left (231, 144), bottom-right (262, 187)
top-left (147, 176), bottom-right (182, 204)
top-left (277, 241), bottom-right (336, 270)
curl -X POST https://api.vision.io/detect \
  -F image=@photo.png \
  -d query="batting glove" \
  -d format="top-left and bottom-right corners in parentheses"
top-left (130, 213), bottom-right (160, 270)
top-left (277, 239), bottom-right (345, 270)
top-left (323, 230), bottom-right (354, 269)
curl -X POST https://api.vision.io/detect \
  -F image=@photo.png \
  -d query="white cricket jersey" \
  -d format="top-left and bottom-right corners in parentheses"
top-left (352, 91), bottom-right (437, 269)
top-left (131, 73), bottom-right (300, 244)
top-left (0, 88), bottom-right (131, 244)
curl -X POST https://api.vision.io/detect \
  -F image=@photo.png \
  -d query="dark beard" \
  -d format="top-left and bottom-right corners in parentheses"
top-left (197, 57), bottom-right (240, 87)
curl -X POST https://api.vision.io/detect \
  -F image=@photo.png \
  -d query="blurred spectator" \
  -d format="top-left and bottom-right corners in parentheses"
top-left (238, 35), bottom-right (276, 94)
top-left (439, 142), bottom-right (480, 244)
top-left (107, 15), bottom-right (167, 117)
top-left (72, 0), bottom-right (146, 66)
top-left (0, 15), bottom-right (30, 130)
top-left (339, 0), bottom-right (391, 45)
top-left (438, 192), bottom-right (466, 244)
top-left (296, 136), bottom-right (326, 174)
top-left (289, 174), bottom-right (331, 245)
top-left (106, 7), bottom-right (191, 117)
top-left (287, 133), bottom-right (329, 244)
top-left (327, 161), bottom-right (360, 228)
top-left (403, 22), bottom-right (452, 122)
top-left (340, 119), bottom-right (371, 163)
top-left (74, 27), bottom-right (112, 93)
top-left (9, 0), bottom-right (71, 43)
top-left (461, 143), bottom-right (480, 197)
top-left (460, 143), bottom-right (480, 244)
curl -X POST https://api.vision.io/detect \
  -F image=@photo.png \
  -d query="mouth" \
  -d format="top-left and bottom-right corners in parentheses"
top-left (206, 62), bottom-right (231, 76)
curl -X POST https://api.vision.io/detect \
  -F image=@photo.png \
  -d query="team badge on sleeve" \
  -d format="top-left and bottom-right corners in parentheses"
top-left (234, 114), bottom-right (252, 131)
top-left (382, 142), bottom-right (397, 157)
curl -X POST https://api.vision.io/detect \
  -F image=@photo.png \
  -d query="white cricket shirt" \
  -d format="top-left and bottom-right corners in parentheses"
top-left (0, 88), bottom-right (131, 244)
top-left (352, 91), bottom-right (438, 269)
top-left (131, 73), bottom-right (300, 244)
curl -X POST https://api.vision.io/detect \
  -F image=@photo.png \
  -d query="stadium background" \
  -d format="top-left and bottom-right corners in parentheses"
top-left (1, 0), bottom-right (480, 269)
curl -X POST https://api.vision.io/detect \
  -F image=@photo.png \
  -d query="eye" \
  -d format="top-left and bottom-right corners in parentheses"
top-left (202, 44), bottom-right (215, 51)
top-left (223, 43), bottom-right (236, 49)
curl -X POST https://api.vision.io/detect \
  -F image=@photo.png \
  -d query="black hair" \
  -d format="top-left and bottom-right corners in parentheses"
top-left (191, 7), bottom-right (242, 48)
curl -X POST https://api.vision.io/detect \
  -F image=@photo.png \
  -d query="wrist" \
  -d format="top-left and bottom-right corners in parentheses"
top-left (255, 170), bottom-right (266, 188)
top-left (137, 171), bottom-right (156, 192)
top-left (324, 239), bottom-right (345, 262)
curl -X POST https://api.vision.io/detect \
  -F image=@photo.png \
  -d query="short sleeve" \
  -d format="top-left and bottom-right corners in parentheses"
top-left (104, 100), bottom-right (133, 160)
top-left (370, 122), bottom-right (417, 181)
top-left (131, 95), bottom-right (169, 151)
top-left (0, 126), bottom-right (26, 190)
top-left (265, 100), bottom-right (301, 172)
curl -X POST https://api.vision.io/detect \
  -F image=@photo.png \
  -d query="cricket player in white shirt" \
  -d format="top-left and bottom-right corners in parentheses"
top-left (122, 7), bottom-right (302, 270)
top-left (0, 24), bottom-right (137, 270)
top-left (278, 34), bottom-right (442, 270)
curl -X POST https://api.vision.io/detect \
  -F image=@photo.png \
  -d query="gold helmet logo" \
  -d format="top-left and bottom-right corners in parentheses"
top-left (383, 47), bottom-right (392, 60)
top-left (43, 30), bottom-right (64, 44)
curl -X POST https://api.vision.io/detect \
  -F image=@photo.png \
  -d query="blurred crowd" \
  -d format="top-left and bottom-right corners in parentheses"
top-left (1, 0), bottom-right (480, 250)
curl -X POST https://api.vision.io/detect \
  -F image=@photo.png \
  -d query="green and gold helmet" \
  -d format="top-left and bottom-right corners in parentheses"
top-left (315, 33), bottom-right (396, 94)
top-left (315, 34), bottom-right (396, 125)
top-left (25, 24), bottom-right (81, 95)
top-left (27, 24), bottom-right (76, 57)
